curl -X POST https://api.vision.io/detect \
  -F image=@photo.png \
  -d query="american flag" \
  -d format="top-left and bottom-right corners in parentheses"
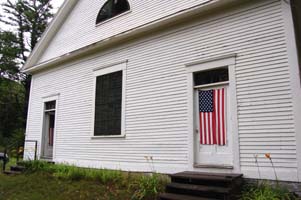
top-left (199, 88), bottom-right (226, 145)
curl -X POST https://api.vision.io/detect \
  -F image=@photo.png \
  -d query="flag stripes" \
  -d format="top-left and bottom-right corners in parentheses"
top-left (199, 88), bottom-right (226, 146)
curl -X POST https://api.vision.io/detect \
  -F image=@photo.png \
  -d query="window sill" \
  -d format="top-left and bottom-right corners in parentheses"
top-left (91, 134), bottom-right (126, 139)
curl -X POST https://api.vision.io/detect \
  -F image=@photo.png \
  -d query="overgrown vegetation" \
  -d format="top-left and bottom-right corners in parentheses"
top-left (0, 0), bottom-right (54, 152)
top-left (130, 173), bottom-right (166, 200)
top-left (0, 172), bottom-right (131, 200)
top-left (12, 160), bottom-right (170, 200)
top-left (241, 182), bottom-right (298, 200)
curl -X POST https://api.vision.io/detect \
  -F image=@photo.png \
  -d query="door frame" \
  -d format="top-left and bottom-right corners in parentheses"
top-left (186, 54), bottom-right (240, 173)
top-left (40, 94), bottom-right (59, 160)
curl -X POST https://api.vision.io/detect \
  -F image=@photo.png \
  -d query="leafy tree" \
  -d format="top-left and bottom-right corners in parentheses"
top-left (0, 0), bottom-right (53, 144)
top-left (0, 78), bottom-right (25, 146)
top-left (0, 31), bottom-right (21, 80)
top-left (1, 0), bottom-right (53, 62)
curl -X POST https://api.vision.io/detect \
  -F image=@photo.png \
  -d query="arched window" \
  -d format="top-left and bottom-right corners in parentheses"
top-left (96, 0), bottom-right (130, 24)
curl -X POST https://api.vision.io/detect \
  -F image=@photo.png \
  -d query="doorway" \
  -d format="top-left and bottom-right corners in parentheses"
top-left (193, 67), bottom-right (233, 167)
top-left (41, 100), bottom-right (56, 159)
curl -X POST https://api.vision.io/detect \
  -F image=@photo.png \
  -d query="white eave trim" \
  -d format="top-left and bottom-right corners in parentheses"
top-left (22, 0), bottom-right (78, 72)
top-left (23, 0), bottom-right (242, 73)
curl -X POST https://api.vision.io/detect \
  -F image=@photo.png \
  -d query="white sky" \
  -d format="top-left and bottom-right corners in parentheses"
top-left (0, 0), bottom-right (64, 31)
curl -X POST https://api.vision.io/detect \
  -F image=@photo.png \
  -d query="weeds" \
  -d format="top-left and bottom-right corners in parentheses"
top-left (19, 160), bottom-right (124, 183)
top-left (130, 173), bottom-right (169, 200)
top-left (241, 182), bottom-right (297, 200)
top-left (18, 160), bottom-right (169, 200)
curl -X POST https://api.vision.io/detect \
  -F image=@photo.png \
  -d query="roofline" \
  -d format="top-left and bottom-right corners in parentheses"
top-left (23, 0), bottom-right (243, 73)
top-left (22, 0), bottom-right (78, 71)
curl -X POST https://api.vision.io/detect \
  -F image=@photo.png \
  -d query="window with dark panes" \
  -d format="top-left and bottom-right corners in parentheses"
top-left (45, 101), bottom-right (56, 111)
top-left (194, 67), bottom-right (228, 86)
top-left (96, 0), bottom-right (130, 24)
top-left (94, 71), bottom-right (122, 136)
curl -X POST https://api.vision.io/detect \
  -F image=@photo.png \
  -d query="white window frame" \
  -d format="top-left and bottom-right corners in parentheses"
top-left (91, 61), bottom-right (127, 138)
top-left (186, 54), bottom-right (241, 172)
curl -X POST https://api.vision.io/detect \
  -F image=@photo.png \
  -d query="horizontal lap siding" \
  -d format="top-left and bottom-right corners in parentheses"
top-left (38, 0), bottom-right (210, 63)
top-left (26, 0), bottom-right (298, 177)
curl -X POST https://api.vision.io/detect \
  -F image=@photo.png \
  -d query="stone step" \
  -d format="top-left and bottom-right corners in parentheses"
top-left (159, 193), bottom-right (219, 200)
top-left (166, 182), bottom-right (231, 199)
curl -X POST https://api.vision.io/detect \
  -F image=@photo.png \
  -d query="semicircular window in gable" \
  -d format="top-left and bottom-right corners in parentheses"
top-left (96, 0), bottom-right (130, 24)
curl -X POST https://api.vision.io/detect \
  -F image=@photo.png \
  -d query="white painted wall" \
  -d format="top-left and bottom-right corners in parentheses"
top-left (25, 0), bottom-right (300, 182)
top-left (38, 0), bottom-right (211, 63)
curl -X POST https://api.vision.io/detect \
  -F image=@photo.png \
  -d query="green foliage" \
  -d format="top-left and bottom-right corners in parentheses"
top-left (241, 182), bottom-right (297, 200)
top-left (0, 0), bottom-right (54, 145)
top-left (130, 173), bottom-right (169, 200)
top-left (17, 160), bottom-right (170, 200)
top-left (20, 160), bottom-right (55, 173)
top-left (0, 31), bottom-right (21, 80)
top-left (20, 160), bottom-right (124, 184)
top-left (85, 168), bottom-right (124, 184)
top-left (1, 0), bottom-right (53, 61)
top-left (0, 172), bottom-right (133, 200)
top-left (0, 78), bottom-right (25, 144)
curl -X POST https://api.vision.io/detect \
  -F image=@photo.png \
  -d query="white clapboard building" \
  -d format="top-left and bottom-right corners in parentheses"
top-left (22, 0), bottom-right (301, 182)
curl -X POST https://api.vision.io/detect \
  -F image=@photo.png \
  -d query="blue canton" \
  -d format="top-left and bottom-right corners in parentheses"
top-left (199, 90), bottom-right (214, 112)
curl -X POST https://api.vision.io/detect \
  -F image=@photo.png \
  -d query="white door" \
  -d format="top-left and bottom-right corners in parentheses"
top-left (194, 85), bottom-right (233, 166)
top-left (42, 111), bottom-right (55, 158)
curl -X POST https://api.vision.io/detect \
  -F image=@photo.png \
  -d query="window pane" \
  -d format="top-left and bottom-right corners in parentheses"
top-left (45, 101), bottom-right (56, 110)
top-left (194, 68), bottom-right (228, 86)
top-left (94, 71), bottom-right (122, 136)
top-left (96, 0), bottom-right (130, 24)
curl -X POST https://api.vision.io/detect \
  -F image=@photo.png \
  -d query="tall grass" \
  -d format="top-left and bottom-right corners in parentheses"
top-left (130, 173), bottom-right (169, 200)
top-left (19, 160), bottom-right (124, 183)
top-left (19, 160), bottom-right (169, 199)
top-left (241, 182), bottom-right (297, 200)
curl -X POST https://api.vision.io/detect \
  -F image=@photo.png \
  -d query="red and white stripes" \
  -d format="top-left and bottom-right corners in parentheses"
top-left (199, 88), bottom-right (226, 145)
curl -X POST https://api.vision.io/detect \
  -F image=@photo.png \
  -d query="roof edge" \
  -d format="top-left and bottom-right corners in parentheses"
top-left (22, 0), bottom-right (78, 71)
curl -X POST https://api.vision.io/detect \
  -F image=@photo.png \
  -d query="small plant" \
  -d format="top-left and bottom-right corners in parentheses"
top-left (241, 182), bottom-right (297, 200)
top-left (144, 156), bottom-right (155, 173)
top-left (20, 160), bottom-right (55, 173)
top-left (254, 154), bottom-right (261, 179)
top-left (20, 160), bottom-right (124, 183)
top-left (265, 153), bottom-right (278, 183)
top-left (53, 165), bottom-right (86, 180)
top-left (130, 173), bottom-right (168, 200)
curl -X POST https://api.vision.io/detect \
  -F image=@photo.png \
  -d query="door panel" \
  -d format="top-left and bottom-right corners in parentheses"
top-left (194, 85), bottom-right (233, 166)
top-left (42, 111), bottom-right (55, 158)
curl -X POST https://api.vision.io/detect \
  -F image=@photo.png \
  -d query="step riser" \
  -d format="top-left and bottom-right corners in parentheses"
top-left (158, 193), bottom-right (220, 200)
top-left (10, 166), bottom-right (26, 172)
top-left (161, 172), bottom-right (243, 200)
top-left (171, 177), bottom-right (231, 187)
top-left (166, 186), bottom-right (227, 200)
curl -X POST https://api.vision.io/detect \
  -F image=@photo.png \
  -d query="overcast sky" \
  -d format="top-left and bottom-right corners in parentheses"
top-left (0, 0), bottom-right (64, 31)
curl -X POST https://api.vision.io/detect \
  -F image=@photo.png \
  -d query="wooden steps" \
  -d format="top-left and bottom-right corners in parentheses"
top-left (159, 193), bottom-right (219, 200)
top-left (10, 165), bottom-right (26, 172)
top-left (158, 171), bottom-right (243, 200)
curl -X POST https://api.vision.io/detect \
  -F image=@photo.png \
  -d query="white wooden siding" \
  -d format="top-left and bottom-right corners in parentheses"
top-left (38, 0), bottom-right (211, 63)
top-left (25, 0), bottom-right (299, 181)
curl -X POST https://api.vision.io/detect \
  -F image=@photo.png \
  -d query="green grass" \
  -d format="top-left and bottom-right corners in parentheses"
top-left (241, 182), bottom-right (298, 200)
top-left (0, 172), bottom-right (131, 200)
top-left (0, 157), bottom-right (17, 172)
top-left (0, 160), bottom-right (170, 200)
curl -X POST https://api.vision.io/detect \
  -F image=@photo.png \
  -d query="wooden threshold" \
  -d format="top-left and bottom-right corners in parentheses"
top-left (194, 163), bottom-right (233, 169)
